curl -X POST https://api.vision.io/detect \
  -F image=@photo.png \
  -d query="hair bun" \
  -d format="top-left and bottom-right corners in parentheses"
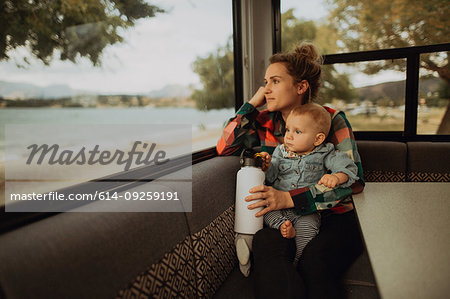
top-left (294, 42), bottom-right (322, 63)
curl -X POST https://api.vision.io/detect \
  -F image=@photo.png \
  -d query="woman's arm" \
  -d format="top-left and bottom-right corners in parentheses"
top-left (327, 110), bottom-right (364, 187)
top-left (216, 88), bottom-right (267, 156)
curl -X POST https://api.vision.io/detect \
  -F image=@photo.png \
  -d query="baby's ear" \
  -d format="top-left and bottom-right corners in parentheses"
top-left (314, 132), bottom-right (326, 146)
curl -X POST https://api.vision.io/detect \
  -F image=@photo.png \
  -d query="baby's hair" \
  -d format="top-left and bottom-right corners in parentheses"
top-left (269, 42), bottom-right (323, 103)
top-left (290, 103), bottom-right (331, 137)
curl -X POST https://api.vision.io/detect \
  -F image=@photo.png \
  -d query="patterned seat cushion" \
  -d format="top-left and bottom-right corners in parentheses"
top-left (117, 156), bottom-right (241, 299)
top-left (357, 141), bottom-right (407, 182)
top-left (117, 206), bottom-right (236, 299)
top-left (407, 142), bottom-right (450, 182)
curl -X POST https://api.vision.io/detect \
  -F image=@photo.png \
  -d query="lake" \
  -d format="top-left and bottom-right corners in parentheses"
top-left (0, 107), bottom-right (235, 154)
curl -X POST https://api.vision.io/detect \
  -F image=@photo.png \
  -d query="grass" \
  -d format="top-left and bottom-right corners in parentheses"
top-left (346, 107), bottom-right (446, 133)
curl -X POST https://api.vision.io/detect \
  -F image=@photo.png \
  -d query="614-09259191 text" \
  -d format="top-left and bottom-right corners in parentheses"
top-left (9, 191), bottom-right (180, 201)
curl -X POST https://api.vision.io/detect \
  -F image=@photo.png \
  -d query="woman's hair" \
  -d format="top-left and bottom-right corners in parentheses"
top-left (290, 103), bottom-right (331, 137)
top-left (269, 42), bottom-right (323, 103)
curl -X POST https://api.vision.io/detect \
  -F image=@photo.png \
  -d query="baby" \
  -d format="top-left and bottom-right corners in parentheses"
top-left (236, 103), bottom-right (359, 276)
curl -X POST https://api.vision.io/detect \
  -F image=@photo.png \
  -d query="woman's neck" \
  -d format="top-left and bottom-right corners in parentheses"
top-left (281, 96), bottom-right (306, 121)
top-left (280, 107), bottom-right (294, 123)
top-left (281, 110), bottom-right (290, 122)
top-left (281, 103), bottom-right (303, 121)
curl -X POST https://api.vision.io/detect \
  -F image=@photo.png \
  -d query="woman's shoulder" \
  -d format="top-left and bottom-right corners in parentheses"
top-left (321, 106), bottom-right (352, 130)
top-left (322, 105), bottom-right (336, 115)
top-left (322, 105), bottom-right (345, 119)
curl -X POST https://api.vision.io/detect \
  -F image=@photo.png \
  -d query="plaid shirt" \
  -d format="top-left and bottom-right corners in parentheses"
top-left (217, 102), bottom-right (365, 215)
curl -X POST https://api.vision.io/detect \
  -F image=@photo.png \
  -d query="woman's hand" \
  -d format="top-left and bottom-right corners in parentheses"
top-left (245, 185), bottom-right (294, 217)
top-left (248, 87), bottom-right (267, 108)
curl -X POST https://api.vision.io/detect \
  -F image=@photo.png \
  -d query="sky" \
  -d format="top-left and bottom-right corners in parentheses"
top-left (0, 0), bottom-right (404, 94)
top-left (282, 0), bottom-right (328, 20)
top-left (0, 0), bottom-right (234, 94)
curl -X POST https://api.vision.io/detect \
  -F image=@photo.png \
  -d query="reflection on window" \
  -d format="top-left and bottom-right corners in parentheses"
top-left (0, 0), bottom-right (234, 206)
top-left (418, 52), bottom-right (450, 135)
top-left (319, 60), bottom-right (406, 132)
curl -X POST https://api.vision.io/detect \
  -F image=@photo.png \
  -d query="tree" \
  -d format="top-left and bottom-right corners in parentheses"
top-left (328, 0), bottom-right (450, 132)
top-left (191, 9), bottom-right (356, 110)
top-left (282, 9), bottom-right (356, 104)
top-left (0, 0), bottom-right (164, 66)
top-left (281, 9), bottom-right (317, 52)
top-left (191, 40), bottom-right (235, 110)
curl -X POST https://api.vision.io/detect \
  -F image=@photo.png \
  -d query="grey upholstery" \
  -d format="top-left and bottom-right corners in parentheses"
top-left (407, 142), bottom-right (450, 182)
top-left (357, 141), bottom-right (407, 182)
top-left (188, 156), bottom-right (240, 233)
top-left (0, 211), bottom-right (190, 299)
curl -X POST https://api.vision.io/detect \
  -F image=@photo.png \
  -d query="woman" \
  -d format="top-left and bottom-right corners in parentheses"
top-left (217, 42), bottom-right (365, 298)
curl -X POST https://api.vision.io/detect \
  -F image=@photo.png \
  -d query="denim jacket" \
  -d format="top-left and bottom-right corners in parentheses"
top-left (266, 143), bottom-right (359, 192)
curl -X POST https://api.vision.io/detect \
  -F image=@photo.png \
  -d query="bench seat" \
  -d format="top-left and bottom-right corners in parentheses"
top-left (0, 141), bottom-right (448, 298)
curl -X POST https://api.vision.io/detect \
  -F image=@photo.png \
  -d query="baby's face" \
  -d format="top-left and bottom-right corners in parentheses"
top-left (284, 114), bottom-right (321, 155)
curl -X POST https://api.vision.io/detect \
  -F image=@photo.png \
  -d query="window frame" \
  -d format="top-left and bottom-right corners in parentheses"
top-left (273, 3), bottom-right (450, 142)
top-left (1, 1), bottom-right (240, 233)
top-left (321, 44), bottom-right (450, 142)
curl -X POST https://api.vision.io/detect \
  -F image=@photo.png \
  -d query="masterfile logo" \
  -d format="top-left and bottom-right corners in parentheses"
top-left (26, 141), bottom-right (169, 171)
top-left (4, 124), bottom-right (192, 212)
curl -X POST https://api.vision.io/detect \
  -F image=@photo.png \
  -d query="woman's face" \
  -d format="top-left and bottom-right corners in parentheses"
top-left (264, 63), bottom-right (303, 118)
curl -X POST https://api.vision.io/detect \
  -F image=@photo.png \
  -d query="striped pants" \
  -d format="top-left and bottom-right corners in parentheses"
top-left (264, 209), bottom-right (321, 264)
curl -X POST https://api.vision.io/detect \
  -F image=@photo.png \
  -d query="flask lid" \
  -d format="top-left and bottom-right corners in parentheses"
top-left (240, 148), bottom-right (263, 168)
top-left (243, 157), bottom-right (261, 167)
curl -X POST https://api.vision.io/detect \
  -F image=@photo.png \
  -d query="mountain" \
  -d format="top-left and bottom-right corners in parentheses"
top-left (0, 81), bottom-right (89, 100)
top-left (0, 81), bottom-right (192, 100)
top-left (1, 78), bottom-right (441, 101)
top-left (355, 77), bottom-right (442, 101)
top-left (147, 84), bottom-right (192, 99)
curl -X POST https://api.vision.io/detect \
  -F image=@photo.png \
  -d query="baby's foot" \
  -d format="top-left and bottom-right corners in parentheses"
top-left (280, 220), bottom-right (296, 239)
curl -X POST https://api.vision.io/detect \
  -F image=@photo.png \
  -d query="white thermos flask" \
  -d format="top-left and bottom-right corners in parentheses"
top-left (234, 149), bottom-right (265, 234)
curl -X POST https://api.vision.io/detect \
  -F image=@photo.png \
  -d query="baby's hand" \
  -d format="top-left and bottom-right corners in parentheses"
top-left (318, 174), bottom-right (339, 188)
top-left (259, 152), bottom-right (271, 171)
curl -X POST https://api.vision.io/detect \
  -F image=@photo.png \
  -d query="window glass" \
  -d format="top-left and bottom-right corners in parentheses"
top-left (281, 0), bottom-right (448, 133)
top-left (0, 0), bottom-right (234, 207)
top-left (281, 0), bottom-right (449, 54)
top-left (417, 52), bottom-right (449, 135)
top-left (318, 60), bottom-right (406, 131)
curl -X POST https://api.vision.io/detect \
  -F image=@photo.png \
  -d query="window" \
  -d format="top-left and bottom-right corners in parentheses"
top-left (282, 0), bottom-right (448, 54)
top-left (281, 0), bottom-right (450, 137)
top-left (0, 0), bottom-right (235, 208)
top-left (320, 60), bottom-right (406, 132)
top-left (417, 52), bottom-right (449, 135)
